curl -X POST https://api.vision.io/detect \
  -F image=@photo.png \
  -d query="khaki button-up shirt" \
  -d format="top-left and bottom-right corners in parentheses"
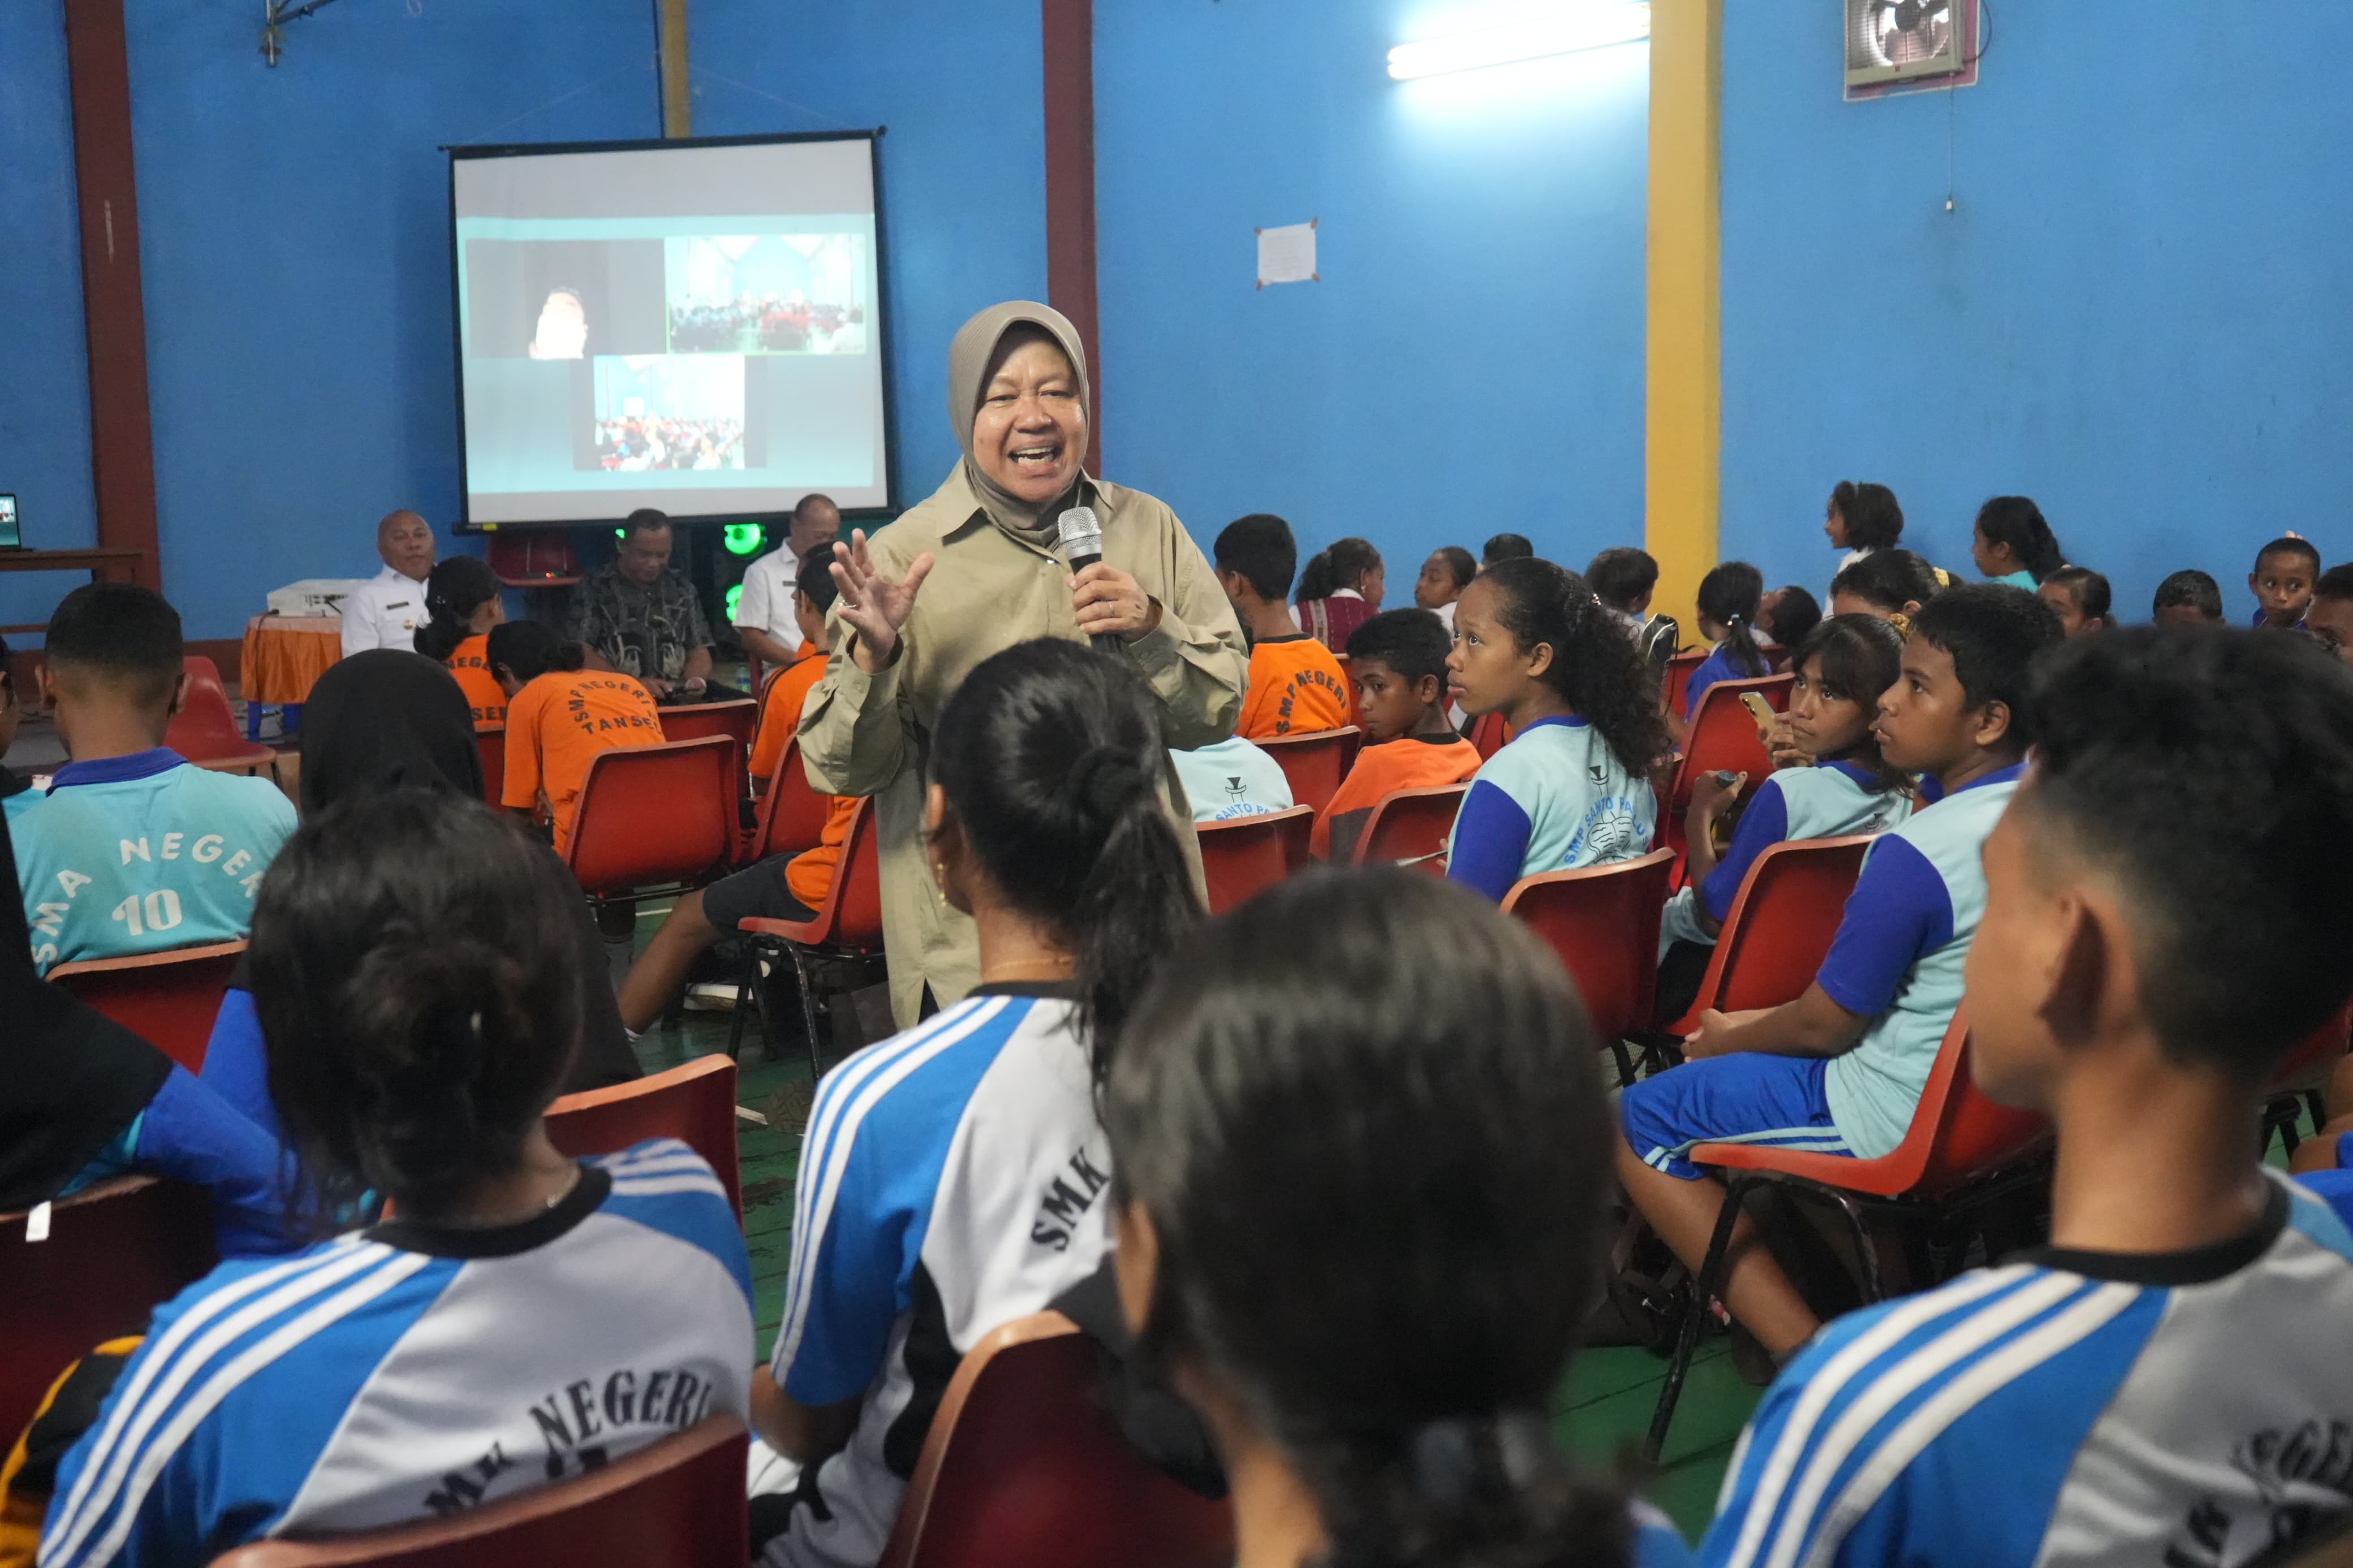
top-left (798, 468), bottom-right (1248, 1026)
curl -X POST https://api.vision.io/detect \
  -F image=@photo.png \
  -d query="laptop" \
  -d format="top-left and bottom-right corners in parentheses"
top-left (0, 494), bottom-right (19, 550)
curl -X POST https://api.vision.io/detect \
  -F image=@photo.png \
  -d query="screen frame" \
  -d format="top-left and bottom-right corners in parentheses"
top-left (443, 128), bottom-right (900, 536)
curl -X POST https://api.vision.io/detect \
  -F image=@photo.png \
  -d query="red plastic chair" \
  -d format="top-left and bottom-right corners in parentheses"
top-left (1196, 805), bottom-right (1315, 915)
top-left (1664, 836), bottom-right (1876, 1036)
top-left (1255, 727), bottom-right (1360, 815)
top-left (167, 655), bottom-right (280, 776)
top-left (1467, 711), bottom-right (1511, 761)
top-left (564, 736), bottom-right (739, 904)
top-left (48, 939), bottom-right (249, 1072)
top-left (1347, 783), bottom-right (1468, 873)
top-left (876, 1312), bottom-right (1232, 1568)
top-left (475, 723), bottom-right (506, 808)
top-left (1661, 675), bottom-right (1795, 874)
top-left (210, 1415), bottom-right (748, 1567)
top-left (659, 697), bottom-right (759, 754)
top-left (1660, 650), bottom-right (1707, 717)
top-left (742, 736), bottom-right (832, 867)
top-left (1502, 850), bottom-right (1677, 1083)
top-left (485, 530), bottom-right (583, 588)
top-left (1644, 1010), bottom-right (2053, 1458)
top-left (545, 1055), bottom-right (742, 1217)
top-left (2, 1176), bottom-right (217, 1444)
top-left (735, 798), bottom-right (886, 1081)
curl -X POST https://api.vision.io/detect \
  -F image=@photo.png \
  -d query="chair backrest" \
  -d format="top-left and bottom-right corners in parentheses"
top-left (658, 698), bottom-right (759, 753)
top-left (485, 530), bottom-right (583, 586)
top-left (210, 1415), bottom-right (748, 1567)
top-left (475, 723), bottom-right (506, 807)
top-left (1499, 849), bottom-right (1677, 1040)
top-left (1665, 675), bottom-right (1796, 841)
top-left (1467, 711), bottom-right (1510, 761)
top-left (48, 938), bottom-right (249, 1072)
top-left (877, 1312), bottom-right (1232, 1568)
top-left (545, 1056), bottom-right (742, 1217)
top-left (769, 797), bottom-right (886, 950)
top-left (565, 736), bottom-right (739, 897)
top-left (166, 655), bottom-right (265, 764)
top-left (1195, 805), bottom-right (1315, 915)
top-left (1349, 783), bottom-right (1467, 872)
top-left (1660, 649), bottom-right (1708, 716)
top-left (1255, 727), bottom-right (1359, 814)
top-left (1, 1176), bottom-right (217, 1442)
top-left (748, 737), bottom-right (832, 865)
top-left (1882, 1011), bottom-right (2053, 1200)
top-left (1669, 836), bottom-right (1875, 1034)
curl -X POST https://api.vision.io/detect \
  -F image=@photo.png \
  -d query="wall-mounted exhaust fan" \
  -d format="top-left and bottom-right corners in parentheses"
top-left (1846, 0), bottom-right (1971, 92)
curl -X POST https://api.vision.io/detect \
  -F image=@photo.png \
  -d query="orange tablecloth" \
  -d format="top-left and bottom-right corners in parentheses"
top-left (239, 615), bottom-right (343, 705)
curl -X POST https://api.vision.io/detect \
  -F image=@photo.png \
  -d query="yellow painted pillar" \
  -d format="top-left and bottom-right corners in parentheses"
top-left (660, 0), bottom-right (692, 138)
top-left (1644, 0), bottom-right (1721, 642)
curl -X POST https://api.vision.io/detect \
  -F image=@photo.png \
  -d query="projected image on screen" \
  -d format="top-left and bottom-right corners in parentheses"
top-left (450, 134), bottom-right (891, 527)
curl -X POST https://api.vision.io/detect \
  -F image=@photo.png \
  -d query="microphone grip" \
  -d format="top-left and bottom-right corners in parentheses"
top-left (1067, 547), bottom-right (1120, 651)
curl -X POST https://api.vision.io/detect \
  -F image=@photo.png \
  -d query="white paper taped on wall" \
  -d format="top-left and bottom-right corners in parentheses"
top-left (1256, 220), bottom-right (1318, 288)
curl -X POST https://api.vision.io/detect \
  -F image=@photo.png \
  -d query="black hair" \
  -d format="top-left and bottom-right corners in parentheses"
top-left (1829, 481), bottom-right (1904, 551)
top-left (1973, 496), bottom-right (2065, 583)
top-left (929, 640), bottom-right (1200, 1070)
top-left (416, 555), bottom-right (503, 663)
top-left (1214, 513), bottom-right (1298, 602)
top-left (2316, 564), bottom-right (2353, 604)
top-left (1298, 538), bottom-right (1382, 603)
top-left (0, 632), bottom-right (13, 698)
top-left (1347, 608), bottom-right (1452, 691)
top-left (1106, 870), bottom-right (1631, 1568)
top-left (44, 582), bottom-right (183, 709)
top-left (2040, 565), bottom-right (2111, 625)
top-left (1791, 616), bottom-right (1910, 794)
top-left (253, 791), bottom-right (584, 1221)
top-left (1583, 547), bottom-right (1659, 612)
top-left (1696, 561), bottom-right (1766, 679)
top-left (2152, 569), bottom-right (2223, 620)
top-left (1764, 585), bottom-right (1822, 651)
top-left (486, 620), bottom-right (585, 685)
top-left (1432, 546), bottom-right (1477, 592)
top-left (1478, 558), bottom-right (1670, 775)
top-left (2020, 628), bottom-right (2353, 1077)
top-left (794, 546), bottom-right (840, 615)
top-left (623, 507), bottom-right (673, 540)
top-left (1481, 533), bottom-right (1535, 566)
top-left (1831, 548), bottom-right (1943, 623)
top-left (1907, 584), bottom-right (2064, 755)
top-left (2253, 536), bottom-right (2322, 576)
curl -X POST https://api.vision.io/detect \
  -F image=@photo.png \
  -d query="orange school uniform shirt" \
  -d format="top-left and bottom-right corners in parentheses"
top-left (785, 794), bottom-right (859, 910)
top-left (1312, 733), bottom-right (1483, 858)
top-left (443, 634), bottom-right (507, 729)
top-left (1236, 635), bottom-right (1352, 740)
top-left (502, 669), bottom-right (665, 854)
top-left (749, 642), bottom-right (823, 785)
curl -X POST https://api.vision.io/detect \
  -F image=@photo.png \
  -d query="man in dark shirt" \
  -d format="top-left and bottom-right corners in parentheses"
top-left (567, 509), bottom-right (735, 701)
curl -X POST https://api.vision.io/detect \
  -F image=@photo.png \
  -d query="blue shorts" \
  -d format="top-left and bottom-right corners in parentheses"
top-left (1619, 1053), bottom-right (1853, 1181)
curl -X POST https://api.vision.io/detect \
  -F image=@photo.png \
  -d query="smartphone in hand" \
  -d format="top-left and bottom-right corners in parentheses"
top-left (1739, 691), bottom-right (1777, 740)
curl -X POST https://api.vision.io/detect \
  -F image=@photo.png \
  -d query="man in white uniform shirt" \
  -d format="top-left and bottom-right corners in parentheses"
top-left (339, 509), bottom-right (437, 656)
top-left (732, 494), bottom-right (841, 671)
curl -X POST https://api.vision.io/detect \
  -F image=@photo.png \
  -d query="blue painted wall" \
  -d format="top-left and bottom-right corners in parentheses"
top-left (1093, 2), bottom-right (1650, 590)
top-left (1719, 6), bottom-right (2353, 621)
top-left (689, 0), bottom-right (1048, 507)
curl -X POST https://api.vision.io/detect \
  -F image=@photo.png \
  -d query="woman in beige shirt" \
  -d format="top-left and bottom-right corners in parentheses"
top-left (798, 301), bottom-right (1247, 1025)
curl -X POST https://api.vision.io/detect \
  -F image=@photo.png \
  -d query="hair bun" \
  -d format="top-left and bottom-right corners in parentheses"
top-left (1070, 747), bottom-right (1149, 824)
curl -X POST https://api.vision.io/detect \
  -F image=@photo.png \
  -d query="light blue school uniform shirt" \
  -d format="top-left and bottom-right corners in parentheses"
top-left (12, 748), bottom-right (296, 974)
top-left (1660, 761), bottom-right (1913, 953)
top-left (1445, 717), bottom-right (1656, 902)
top-left (41, 1141), bottom-right (754, 1568)
top-left (1807, 763), bottom-right (2020, 1157)
top-left (1986, 569), bottom-right (2039, 591)
top-left (1701, 1174), bottom-right (2353, 1568)
top-left (4, 777), bottom-right (40, 823)
top-left (1169, 735), bottom-right (1295, 822)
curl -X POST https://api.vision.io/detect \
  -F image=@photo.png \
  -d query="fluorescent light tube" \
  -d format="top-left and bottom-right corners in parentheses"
top-left (1387, 3), bottom-right (1651, 80)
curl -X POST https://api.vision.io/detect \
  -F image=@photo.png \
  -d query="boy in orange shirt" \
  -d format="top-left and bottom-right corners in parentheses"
top-left (748, 551), bottom-right (838, 788)
top-left (1313, 608), bottom-right (1481, 860)
top-left (489, 620), bottom-right (665, 854)
top-left (1214, 512), bottom-right (1352, 739)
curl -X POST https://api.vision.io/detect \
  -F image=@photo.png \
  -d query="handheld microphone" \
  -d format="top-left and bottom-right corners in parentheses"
top-left (1057, 506), bottom-right (1118, 650)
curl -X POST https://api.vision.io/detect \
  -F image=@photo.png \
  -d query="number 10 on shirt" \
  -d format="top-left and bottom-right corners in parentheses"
top-left (110, 889), bottom-right (184, 937)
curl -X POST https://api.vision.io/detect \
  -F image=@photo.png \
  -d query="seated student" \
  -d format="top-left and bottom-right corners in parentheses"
top-left (1313, 608), bottom-right (1481, 861)
top-left (1295, 537), bottom-right (1384, 649)
top-left (1680, 561), bottom-right (1771, 725)
top-left (1104, 871), bottom-right (1691, 1568)
top-left (747, 550), bottom-right (838, 789)
top-left (2152, 567), bottom-right (2225, 629)
top-left (1445, 559), bottom-right (1666, 903)
top-left (1, 634), bottom-right (35, 821)
top-left (2304, 563), bottom-right (2353, 659)
top-left (1823, 479), bottom-right (1904, 578)
top-left (1618, 585), bottom-right (2061, 1363)
top-left (414, 554), bottom-right (508, 728)
top-left (1482, 532), bottom-right (1535, 568)
top-left (39, 792), bottom-right (752, 1568)
top-left (1704, 626), bottom-right (2353, 1568)
top-left (489, 619), bottom-right (663, 855)
top-left (1827, 547), bottom-right (1943, 633)
top-left (1971, 494), bottom-right (2065, 589)
top-left (2249, 533), bottom-right (2321, 629)
top-left (1657, 616), bottom-right (1913, 992)
top-left (747, 640), bottom-right (1200, 1568)
top-left (2037, 563), bottom-right (2111, 635)
top-left (1213, 513), bottom-right (1352, 739)
top-left (1413, 544), bottom-right (1477, 632)
top-left (12, 584), bottom-right (297, 974)
top-left (1756, 585), bottom-right (1821, 654)
top-left (1588, 547), bottom-right (1682, 677)
top-left (1171, 733), bottom-right (1294, 823)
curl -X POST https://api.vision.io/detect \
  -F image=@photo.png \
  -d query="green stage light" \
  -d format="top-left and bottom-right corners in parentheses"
top-left (723, 523), bottom-right (764, 556)
top-left (726, 585), bottom-right (743, 621)
top-left (614, 528), bottom-right (626, 540)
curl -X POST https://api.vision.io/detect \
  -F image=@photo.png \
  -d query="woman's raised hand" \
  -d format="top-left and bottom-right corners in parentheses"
top-left (830, 530), bottom-right (936, 672)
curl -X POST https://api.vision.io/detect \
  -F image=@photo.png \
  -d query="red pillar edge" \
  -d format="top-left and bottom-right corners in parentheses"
top-left (1040, 0), bottom-right (1102, 473)
top-left (62, 0), bottom-right (162, 592)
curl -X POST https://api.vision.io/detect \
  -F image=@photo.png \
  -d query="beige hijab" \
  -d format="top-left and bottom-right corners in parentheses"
top-left (945, 300), bottom-right (1092, 551)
